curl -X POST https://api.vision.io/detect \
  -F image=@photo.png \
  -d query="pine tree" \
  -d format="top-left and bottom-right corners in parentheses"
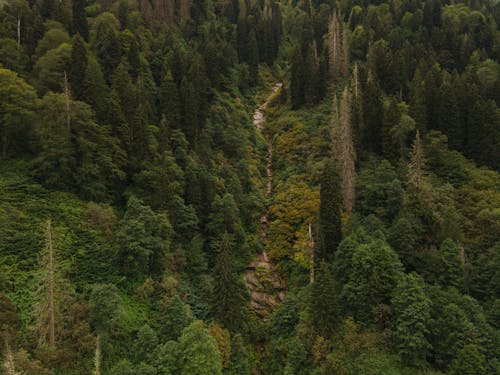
top-left (317, 161), bottom-right (342, 264)
top-left (72, 0), bottom-right (88, 40)
top-left (69, 34), bottom-right (87, 101)
top-left (211, 231), bottom-right (247, 331)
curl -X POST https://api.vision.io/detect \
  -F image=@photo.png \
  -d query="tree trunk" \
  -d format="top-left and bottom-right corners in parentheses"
top-left (47, 219), bottom-right (56, 348)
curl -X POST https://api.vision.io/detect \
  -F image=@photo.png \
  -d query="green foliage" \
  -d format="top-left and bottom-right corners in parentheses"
top-left (317, 161), bottom-right (342, 263)
top-left (340, 237), bottom-right (404, 322)
top-left (211, 231), bottom-right (248, 331)
top-left (177, 320), bottom-right (222, 375)
top-left (0, 68), bottom-right (36, 158)
top-left (89, 283), bottom-right (123, 336)
top-left (391, 273), bottom-right (431, 367)
top-left (115, 196), bottom-right (172, 278)
top-left (310, 261), bottom-right (338, 336)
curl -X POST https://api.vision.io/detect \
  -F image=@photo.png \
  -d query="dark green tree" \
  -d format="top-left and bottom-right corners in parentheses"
top-left (115, 196), bottom-right (172, 278)
top-left (69, 34), bottom-right (87, 100)
top-left (290, 48), bottom-right (304, 109)
top-left (71, 0), bottom-right (88, 40)
top-left (362, 71), bottom-right (383, 153)
top-left (211, 231), bottom-right (247, 331)
top-left (391, 273), bottom-right (431, 367)
top-left (310, 261), bottom-right (338, 336)
top-left (158, 295), bottom-right (194, 342)
top-left (317, 160), bottom-right (342, 264)
top-left (439, 238), bottom-right (463, 289)
top-left (0, 68), bottom-right (37, 158)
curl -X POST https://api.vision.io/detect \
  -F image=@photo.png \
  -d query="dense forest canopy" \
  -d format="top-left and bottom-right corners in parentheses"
top-left (0, 0), bottom-right (499, 373)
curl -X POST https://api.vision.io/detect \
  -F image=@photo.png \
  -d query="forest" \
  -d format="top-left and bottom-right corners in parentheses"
top-left (0, 0), bottom-right (499, 372)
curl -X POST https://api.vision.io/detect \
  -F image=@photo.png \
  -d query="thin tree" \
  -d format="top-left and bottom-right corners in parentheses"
top-left (33, 219), bottom-right (58, 348)
top-left (331, 88), bottom-right (356, 213)
top-left (93, 335), bottom-right (101, 375)
top-left (63, 71), bottom-right (71, 132)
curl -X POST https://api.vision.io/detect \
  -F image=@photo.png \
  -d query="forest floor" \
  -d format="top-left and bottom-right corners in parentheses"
top-left (243, 83), bottom-right (286, 320)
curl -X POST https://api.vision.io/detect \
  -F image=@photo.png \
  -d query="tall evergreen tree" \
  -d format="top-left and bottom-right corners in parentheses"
top-left (69, 34), bottom-right (87, 101)
top-left (363, 70), bottom-right (383, 153)
top-left (211, 231), bottom-right (247, 331)
top-left (290, 47), bottom-right (304, 109)
top-left (72, 0), bottom-right (88, 40)
top-left (317, 160), bottom-right (342, 264)
top-left (310, 261), bottom-right (338, 336)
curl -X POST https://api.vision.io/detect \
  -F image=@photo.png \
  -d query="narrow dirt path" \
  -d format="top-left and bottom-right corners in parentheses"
top-left (243, 83), bottom-right (285, 319)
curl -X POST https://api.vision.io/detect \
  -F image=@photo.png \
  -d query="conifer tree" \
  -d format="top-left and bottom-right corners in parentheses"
top-left (317, 161), bottom-right (342, 264)
top-left (409, 67), bottom-right (427, 134)
top-left (363, 70), bottom-right (383, 153)
top-left (290, 48), bottom-right (304, 109)
top-left (72, 0), bottom-right (88, 40)
top-left (310, 261), bottom-right (338, 336)
top-left (69, 34), bottom-right (87, 101)
top-left (303, 41), bottom-right (319, 106)
top-left (159, 66), bottom-right (181, 126)
top-left (211, 231), bottom-right (247, 331)
top-left (437, 79), bottom-right (462, 149)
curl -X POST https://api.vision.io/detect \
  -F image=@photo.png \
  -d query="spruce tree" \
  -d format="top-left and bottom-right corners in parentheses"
top-left (69, 34), bottom-right (87, 101)
top-left (317, 160), bottom-right (342, 264)
top-left (211, 231), bottom-right (247, 331)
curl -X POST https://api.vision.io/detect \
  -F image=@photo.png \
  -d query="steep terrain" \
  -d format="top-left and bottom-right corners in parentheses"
top-left (243, 83), bottom-right (286, 319)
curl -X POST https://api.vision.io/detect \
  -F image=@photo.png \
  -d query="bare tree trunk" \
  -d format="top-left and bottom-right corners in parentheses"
top-left (309, 223), bottom-right (315, 284)
top-left (63, 71), bottom-right (71, 132)
top-left (17, 14), bottom-right (21, 47)
top-left (47, 219), bottom-right (55, 348)
top-left (94, 335), bottom-right (101, 375)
